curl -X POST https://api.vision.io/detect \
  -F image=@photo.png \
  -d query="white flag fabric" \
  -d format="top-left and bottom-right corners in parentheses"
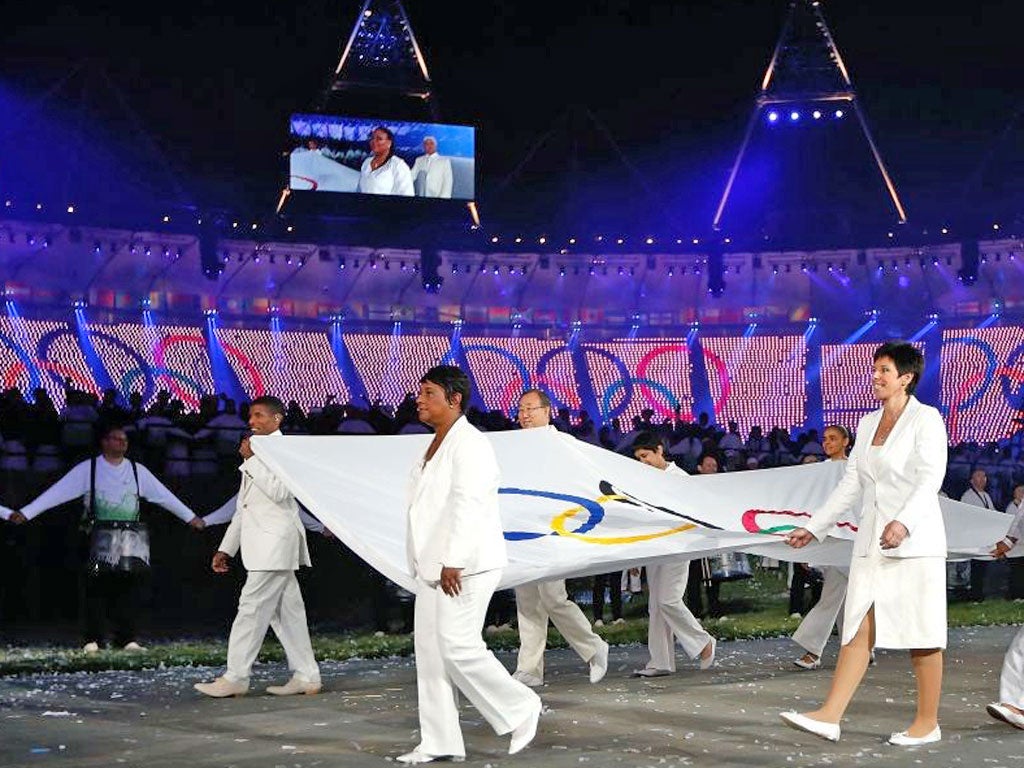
top-left (250, 429), bottom-right (1014, 593)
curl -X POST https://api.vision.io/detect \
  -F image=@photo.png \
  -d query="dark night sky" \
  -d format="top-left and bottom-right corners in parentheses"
top-left (2, 1), bottom-right (1023, 234)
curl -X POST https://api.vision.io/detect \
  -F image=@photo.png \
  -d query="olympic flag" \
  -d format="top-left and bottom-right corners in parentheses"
top-left (250, 428), bottom-right (1012, 593)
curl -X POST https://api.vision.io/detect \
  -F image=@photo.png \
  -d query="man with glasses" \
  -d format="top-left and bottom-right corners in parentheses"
top-left (509, 388), bottom-right (609, 687)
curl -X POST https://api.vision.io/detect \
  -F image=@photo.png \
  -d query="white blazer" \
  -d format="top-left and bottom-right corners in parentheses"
top-left (805, 396), bottom-right (948, 558)
top-left (411, 153), bottom-right (454, 198)
top-left (406, 415), bottom-right (508, 582)
top-left (218, 431), bottom-right (311, 571)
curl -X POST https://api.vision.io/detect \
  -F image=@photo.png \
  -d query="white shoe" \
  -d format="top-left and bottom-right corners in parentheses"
top-left (589, 641), bottom-right (609, 684)
top-left (508, 697), bottom-right (542, 755)
top-left (82, 642), bottom-right (100, 654)
top-left (789, 612), bottom-right (802, 619)
top-left (396, 748), bottom-right (464, 764)
top-left (888, 725), bottom-right (941, 746)
top-left (988, 702), bottom-right (1024, 729)
top-left (632, 667), bottom-right (672, 678)
top-left (793, 653), bottom-right (821, 670)
top-left (266, 675), bottom-right (322, 696)
top-left (612, 617), bottom-right (625, 625)
top-left (699, 637), bottom-right (717, 670)
top-left (194, 677), bottom-right (249, 698)
top-left (512, 670), bottom-right (543, 688)
top-left (779, 711), bottom-right (840, 742)
top-left (122, 641), bottom-right (146, 652)
top-left (593, 619), bottom-right (604, 628)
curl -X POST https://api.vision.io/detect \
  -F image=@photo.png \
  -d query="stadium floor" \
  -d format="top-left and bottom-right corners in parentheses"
top-left (1, 625), bottom-right (1021, 768)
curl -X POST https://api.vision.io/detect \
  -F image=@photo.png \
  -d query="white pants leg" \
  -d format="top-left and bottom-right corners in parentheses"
top-left (539, 580), bottom-right (605, 666)
top-left (414, 570), bottom-right (540, 757)
top-left (792, 566), bottom-right (848, 657)
top-left (646, 560), bottom-right (712, 670)
top-left (225, 570), bottom-right (292, 683)
top-left (514, 583), bottom-right (550, 680)
top-left (269, 573), bottom-right (320, 684)
top-left (999, 624), bottom-right (1024, 707)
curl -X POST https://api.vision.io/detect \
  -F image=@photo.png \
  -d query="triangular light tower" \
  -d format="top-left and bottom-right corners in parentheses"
top-left (712, 0), bottom-right (906, 233)
top-left (321, 0), bottom-right (437, 118)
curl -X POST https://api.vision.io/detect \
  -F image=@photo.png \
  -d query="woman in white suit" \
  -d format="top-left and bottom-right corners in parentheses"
top-left (781, 341), bottom-right (948, 746)
top-left (400, 365), bottom-right (542, 764)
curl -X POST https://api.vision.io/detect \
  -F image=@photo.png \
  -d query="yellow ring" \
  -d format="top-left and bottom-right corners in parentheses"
top-left (551, 494), bottom-right (697, 544)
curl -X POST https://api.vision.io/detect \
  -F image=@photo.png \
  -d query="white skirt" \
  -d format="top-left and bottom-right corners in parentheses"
top-left (842, 545), bottom-right (947, 650)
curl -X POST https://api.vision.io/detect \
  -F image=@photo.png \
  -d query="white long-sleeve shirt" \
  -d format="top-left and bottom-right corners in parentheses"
top-left (357, 155), bottom-right (414, 196)
top-left (203, 494), bottom-right (325, 534)
top-left (20, 456), bottom-right (195, 523)
top-left (1006, 499), bottom-right (1024, 545)
top-left (0, 504), bottom-right (13, 521)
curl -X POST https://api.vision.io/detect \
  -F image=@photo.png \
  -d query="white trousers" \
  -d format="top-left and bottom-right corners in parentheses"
top-left (792, 566), bottom-right (848, 657)
top-left (225, 569), bottom-right (320, 685)
top-left (999, 624), bottom-right (1024, 707)
top-left (646, 560), bottom-right (712, 671)
top-left (514, 579), bottom-right (605, 680)
top-left (414, 570), bottom-right (540, 758)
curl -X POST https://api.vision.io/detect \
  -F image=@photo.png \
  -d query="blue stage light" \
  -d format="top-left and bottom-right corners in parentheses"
top-left (834, 109), bottom-right (844, 118)
top-left (767, 110), bottom-right (779, 123)
top-left (789, 111), bottom-right (800, 121)
top-left (812, 110), bottom-right (822, 119)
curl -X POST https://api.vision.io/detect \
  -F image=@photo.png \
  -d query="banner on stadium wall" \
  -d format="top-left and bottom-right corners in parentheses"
top-left (91, 289), bottom-right (115, 308)
top-left (414, 306), bottom-right (438, 323)
top-left (533, 309), bottom-right (558, 324)
top-left (487, 306), bottom-right (511, 323)
top-left (464, 305), bottom-right (488, 323)
top-left (114, 292), bottom-right (135, 309)
top-left (251, 297), bottom-right (270, 314)
top-left (366, 304), bottom-right (392, 321)
top-left (438, 304), bottom-right (461, 322)
top-left (580, 307), bottom-right (604, 324)
top-left (251, 428), bottom-right (1008, 594)
top-left (789, 304), bottom-right (811, 322)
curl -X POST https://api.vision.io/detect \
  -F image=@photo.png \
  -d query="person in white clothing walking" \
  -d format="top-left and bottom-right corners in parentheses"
top-left (961, 467), bottom-right (997, 601)
top-left (194, 395), bottom-right (321, 698)
top-left (986, 487), bottom-right (1024, 728)
top-left (400, 366), bottom-right (541, 764)
top-left (510, 388), bottom-right (609, 688)
top-left (629, 431), bottom-right (716, 677)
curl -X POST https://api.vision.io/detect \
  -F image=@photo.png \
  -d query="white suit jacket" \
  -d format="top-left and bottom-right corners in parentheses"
top-left (805, 396), bottom-right (948, 558)
top-left (218, 431), bottom-right (311, 571)
top-left (406, 415), bottom-right (508, 582)
top-left (411, 153), bottom-right (453, 198)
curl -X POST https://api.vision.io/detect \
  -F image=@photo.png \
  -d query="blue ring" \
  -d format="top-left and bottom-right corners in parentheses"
top-left (499, 487), bottom-right (605, 541)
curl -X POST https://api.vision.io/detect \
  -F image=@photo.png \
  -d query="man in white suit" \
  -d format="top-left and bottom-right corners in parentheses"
top-left (194, 395), bottom-right (321, 698)
top-left (400, 365), bottom-right (541, 764)
top-left (411, 136), bottom-right (454, 199)
top-left (511, 388), bottom-right (608, 687)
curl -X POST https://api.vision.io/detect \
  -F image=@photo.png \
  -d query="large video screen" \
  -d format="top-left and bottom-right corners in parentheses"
top-left (288, 114), bottom-right (476, 201)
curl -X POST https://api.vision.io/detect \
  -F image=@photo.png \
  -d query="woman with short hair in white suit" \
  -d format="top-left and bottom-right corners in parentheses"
top-left (781, 341), bottom-right (948, 746)
top-left (400, 365), bottom-right (542, 764)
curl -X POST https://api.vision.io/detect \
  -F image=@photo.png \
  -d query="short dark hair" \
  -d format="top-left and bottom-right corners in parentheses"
top-left (519, 388), bottom-right (551, 409)
top-left (631, 430), bottom-right (665, 454)
top-left (420, 365), bottom-right (470, 412)
top-left (873, 340), bottom-right (924, 396)
top-left (250, 395), bottom-right (285, 416)
top-left (697, 451), bottom-right (720, 470)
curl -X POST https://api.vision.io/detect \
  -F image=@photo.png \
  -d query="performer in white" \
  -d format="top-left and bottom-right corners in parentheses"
top-left (194, 396), bottom-right (321, 698)
top-left (0, 504), bottom-right (23, 523)
top-left (629, 431), bottom-right (716, 677)
top-left (356, 125), bottom-right (414, 196)
top-left (411, 136), bottom-right (454, 199)
top-left (203, 493), bottom-right (331, 537)
top-left (17, 424), bottom-right (202, 652)
top-left (985, 489), bottom-right (1024, 728)
top-left (400, 366), bottom-right (541, 764)
top-left (510, 388), bottom-right (609, 687)
top-left (782, 341), bottom-right (948, 746)
top-left (792, 424), bottom-right (855, 670)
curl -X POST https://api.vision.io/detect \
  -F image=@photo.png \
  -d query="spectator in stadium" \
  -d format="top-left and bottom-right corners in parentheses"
top-left (782, 340), bottom-right (948, 746)
top-left (14, 424), bottom-right (204, 652)
top-left (195, 395), bottom-right (322, 699)
top-left (400, 365), bottom-right (540, 763)
top-left (508, 388), bottom-right (609, 688)
top-left (961, 467), bottom-right (997, 601)
top-left (411, 136), bottom-right (454, 199)
top-left (356, 126), bottom-right (414, 197)
top-left (630, 431), bottom-right (716, 677)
